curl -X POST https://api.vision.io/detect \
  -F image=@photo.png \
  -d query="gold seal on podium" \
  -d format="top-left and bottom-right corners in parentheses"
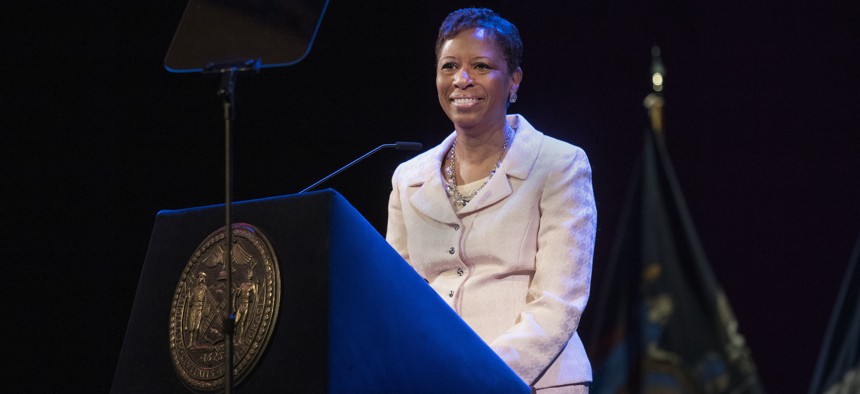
top-left (169, 223), bottom-right (281, 391)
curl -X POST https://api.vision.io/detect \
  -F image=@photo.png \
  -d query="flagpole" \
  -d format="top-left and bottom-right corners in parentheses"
top-left (644, 46), bottom-right (666, 136)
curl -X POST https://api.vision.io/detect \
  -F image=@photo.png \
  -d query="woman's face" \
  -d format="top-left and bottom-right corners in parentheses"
top-left (436, 28), bottom-right (522, 132)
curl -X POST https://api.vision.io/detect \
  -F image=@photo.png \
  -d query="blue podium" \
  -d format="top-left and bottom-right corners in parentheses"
top-left (112, 190), bottom-right (529, 393)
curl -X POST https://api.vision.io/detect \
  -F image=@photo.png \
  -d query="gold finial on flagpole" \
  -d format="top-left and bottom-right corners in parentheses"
top-left (644, 46), bottom-right (666, 136)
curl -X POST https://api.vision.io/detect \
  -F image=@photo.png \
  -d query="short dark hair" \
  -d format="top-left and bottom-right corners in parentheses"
top-left (435, 8), bottom-right (523, 75)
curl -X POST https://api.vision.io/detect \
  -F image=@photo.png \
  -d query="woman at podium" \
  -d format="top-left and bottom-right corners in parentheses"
top-left (386, 8), bottom-right (596, 394)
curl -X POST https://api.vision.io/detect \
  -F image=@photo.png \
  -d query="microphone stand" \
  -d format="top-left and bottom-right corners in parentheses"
top-left (208, 59), bottom-right (260, 394)
top-left (299, 141), bottom-right (422, 193)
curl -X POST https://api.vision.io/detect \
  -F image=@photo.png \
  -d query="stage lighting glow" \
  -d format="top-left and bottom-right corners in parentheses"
top-left (652, 72), bottom-right (664, 91)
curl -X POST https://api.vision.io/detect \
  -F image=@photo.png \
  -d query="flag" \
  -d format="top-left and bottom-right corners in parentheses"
top-left (587, 130), bottom-right (764, 393)
top-left (808, 232), bottom-right (860, 394)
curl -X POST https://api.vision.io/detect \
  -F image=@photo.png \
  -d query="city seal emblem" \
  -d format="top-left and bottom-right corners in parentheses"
top-left (169, 223), bottom-right (281, 391)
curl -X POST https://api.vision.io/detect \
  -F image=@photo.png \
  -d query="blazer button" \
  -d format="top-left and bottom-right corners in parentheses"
top-left (449, 247), bottom-right (455, 254)
top-left (448, 290), bottom-right (454, 297)
top-left (456, 268), bottom-right (464, 276)
top-left (453, 224), bottom-right (460, 231)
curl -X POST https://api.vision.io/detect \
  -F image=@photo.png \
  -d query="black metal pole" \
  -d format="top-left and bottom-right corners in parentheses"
top-left (218, 68), bottom-right (237, 394)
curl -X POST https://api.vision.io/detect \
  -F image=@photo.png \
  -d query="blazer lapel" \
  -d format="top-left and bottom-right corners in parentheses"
top-left (456, 164), bottom-right (512, 215)
top-left (408, 133), bottom-right (460, 225)
top-left (457, 114), bottom-right (542, 215)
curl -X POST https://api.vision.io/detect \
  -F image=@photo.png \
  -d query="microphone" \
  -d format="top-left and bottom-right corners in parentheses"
top-left (394, 141), bottom-right (423, 151)
top-left (298, 141), bottom-right (423, 193)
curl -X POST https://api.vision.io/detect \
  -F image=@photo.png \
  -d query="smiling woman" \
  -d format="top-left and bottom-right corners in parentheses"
top-left (386, 8), bottom-right (597, 394)
top-left (435, 27), bottom-right (522, 141)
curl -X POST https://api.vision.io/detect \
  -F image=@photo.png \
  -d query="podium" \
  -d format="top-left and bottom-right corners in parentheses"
top-left (112, 190), bottom-right (529, 393)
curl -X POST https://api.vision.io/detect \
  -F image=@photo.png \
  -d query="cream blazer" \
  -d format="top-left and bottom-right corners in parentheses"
top-left (386, 115), bottom-right (596, 388)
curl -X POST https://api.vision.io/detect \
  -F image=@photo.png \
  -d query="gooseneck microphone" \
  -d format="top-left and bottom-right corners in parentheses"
top-left (392, 141), bottom-right (423, 151)
top-left (298, 141), bottom-right (423, 193)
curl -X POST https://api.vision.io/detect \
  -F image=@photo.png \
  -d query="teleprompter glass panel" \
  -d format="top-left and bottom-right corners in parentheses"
top-left (165, 0), bottom-right (329, 72)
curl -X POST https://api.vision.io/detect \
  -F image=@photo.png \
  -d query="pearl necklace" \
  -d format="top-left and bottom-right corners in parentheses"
top-left (445, 125), bottom-right (513, 208)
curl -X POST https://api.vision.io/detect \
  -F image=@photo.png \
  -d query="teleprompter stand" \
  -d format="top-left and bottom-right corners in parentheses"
top-left (160, 1), bottom-right (329, 391)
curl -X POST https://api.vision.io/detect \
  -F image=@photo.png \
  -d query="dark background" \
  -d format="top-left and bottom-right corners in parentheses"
top-left (5, 0), bottom-right (859, 392)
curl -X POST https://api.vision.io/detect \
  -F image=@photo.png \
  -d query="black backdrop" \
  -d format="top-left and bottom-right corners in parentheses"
top-left (5, 1), bottom-right (859, 392)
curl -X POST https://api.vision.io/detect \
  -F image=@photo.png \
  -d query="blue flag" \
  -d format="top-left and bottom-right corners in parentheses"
top-left (587, 130), bottom-right (764, 393)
